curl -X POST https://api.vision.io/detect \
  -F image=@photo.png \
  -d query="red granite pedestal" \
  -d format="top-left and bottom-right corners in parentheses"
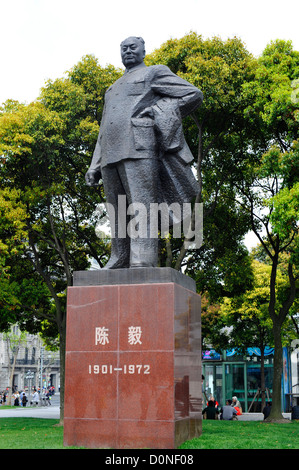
top-left (63, 268), bottom-right (202, 449)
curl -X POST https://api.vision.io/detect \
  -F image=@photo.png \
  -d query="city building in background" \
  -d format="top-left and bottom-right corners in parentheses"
top-left (202, 346), bottom-right (299, 412)
top-left (0, 326), bottom-right (60, 393)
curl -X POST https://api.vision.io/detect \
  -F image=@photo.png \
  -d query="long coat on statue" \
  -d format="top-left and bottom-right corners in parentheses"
top-left (88, 62), bottom-right (203, 219)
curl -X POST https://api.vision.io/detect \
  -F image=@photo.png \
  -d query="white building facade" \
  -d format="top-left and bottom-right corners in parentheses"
top-left (0, 326), bottom-right (60, 393)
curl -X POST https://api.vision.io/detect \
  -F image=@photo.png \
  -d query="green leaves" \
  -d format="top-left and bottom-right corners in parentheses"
top-left (0, 188), bottom-right (28, 255)
top-left (146, 32), bottom-right (256, 287)
top-left (217, 258), bottom-right (298, 350)
top-left (268, 183), bottom-right (299, 240)
top-left (243, 39), bottom-right (299, 137)
top-left (0, 55), bottom-right (119, 340)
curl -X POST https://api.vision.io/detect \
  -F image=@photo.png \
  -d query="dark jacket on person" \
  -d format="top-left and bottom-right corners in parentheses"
top-left (203, 401), bottom-right (219, 420)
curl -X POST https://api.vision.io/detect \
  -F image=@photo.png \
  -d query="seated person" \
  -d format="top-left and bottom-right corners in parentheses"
top-left (220, 400), bottom-right (238, 420)
top-left (206, 395), bottom-right (219, 409)
top-left (232, 396), bottom-right (242, 414)
top-left (262, 402), bottom-right (271, 419)
top-left (202, 400), bottom-right (220, 419)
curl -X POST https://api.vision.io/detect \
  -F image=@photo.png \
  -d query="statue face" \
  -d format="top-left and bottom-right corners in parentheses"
top-left (121, 37), bottom-right (145, 69)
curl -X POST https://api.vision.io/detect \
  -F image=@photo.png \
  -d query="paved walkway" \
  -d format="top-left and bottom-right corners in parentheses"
top-left (0, 407), bottom-right (291, 421)
top-left (0, 405), bottom-right (60, 419)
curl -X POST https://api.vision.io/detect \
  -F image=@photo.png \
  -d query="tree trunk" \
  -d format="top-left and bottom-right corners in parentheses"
top-left (28, 231), bottom-right (68, 423)
top-left (266, 259), bottom-right (296, 421)
top-left (267, 319), bottom-right (284, 421)
top-left (52, 295), bottom-right (66, 425)
top-left (6, 337), bottom-right (20, 406)
top-left (260, 343), bottom-right (266, 412)
top-left (59, 322), bottom-right (66, 424)
top-left (7, 353), bottom-right (17, 406)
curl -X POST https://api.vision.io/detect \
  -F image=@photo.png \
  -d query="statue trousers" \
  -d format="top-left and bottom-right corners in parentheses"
top-left (101, 157), bottom-right (159, 268)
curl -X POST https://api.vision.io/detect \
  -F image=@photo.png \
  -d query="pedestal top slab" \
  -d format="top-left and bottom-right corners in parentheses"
top-left (73, 267), bottom-right (196, 292)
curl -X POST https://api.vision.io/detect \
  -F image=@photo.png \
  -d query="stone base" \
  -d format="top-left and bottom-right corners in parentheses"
top-left (63, 268), bottom-right (202, 449)
top-left (73, 266), bottom-right (196, 292)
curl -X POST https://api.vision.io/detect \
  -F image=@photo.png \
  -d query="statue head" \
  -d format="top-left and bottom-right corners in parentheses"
top-left (120, 36), bottom-right (146, 69)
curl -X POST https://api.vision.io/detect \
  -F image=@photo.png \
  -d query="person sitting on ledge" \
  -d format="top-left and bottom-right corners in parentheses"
top-left (232, 395), bottom-right (242, 415)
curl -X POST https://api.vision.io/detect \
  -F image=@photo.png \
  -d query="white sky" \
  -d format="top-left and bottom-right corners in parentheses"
top-left (1, 0), bottom-right (298, 105)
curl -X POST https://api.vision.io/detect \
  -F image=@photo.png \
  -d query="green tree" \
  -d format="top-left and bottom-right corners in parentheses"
top-left (150, 35), bottom-right (299, 419)
top-left (0, 185), bottom-right (53, 345)
top-left (1, 36), bottom-right (298, 425)
top-left (219, 259), bottom-right (297, 411)
top-left (4, 327), bottom-right (27, 406)
top-left (0, 187), bottom-right (29, 326)
top-left (238, 40), bottom-right (299, 420)
top-left (146, 33), bottom-right (256, 296)
top-left (0, 56), bottom-right (122, 421)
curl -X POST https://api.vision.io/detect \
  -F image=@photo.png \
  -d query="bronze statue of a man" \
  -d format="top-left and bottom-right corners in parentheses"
top-left (85, 36), bottom-right (203, 268)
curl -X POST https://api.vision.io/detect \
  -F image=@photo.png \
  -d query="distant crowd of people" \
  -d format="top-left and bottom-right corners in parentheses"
top-left (1, 386), bottom-right (55, 407)
top-left (202, 395), bottom-right (243, 420)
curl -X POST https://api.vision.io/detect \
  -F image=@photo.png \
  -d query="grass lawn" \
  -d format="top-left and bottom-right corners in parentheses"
top-left (0, 418), bottom-right (65, 449)
top-left (0, 417), bottom-right (298, 449)
top-left (180, 420), bottom-right (299, 449)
